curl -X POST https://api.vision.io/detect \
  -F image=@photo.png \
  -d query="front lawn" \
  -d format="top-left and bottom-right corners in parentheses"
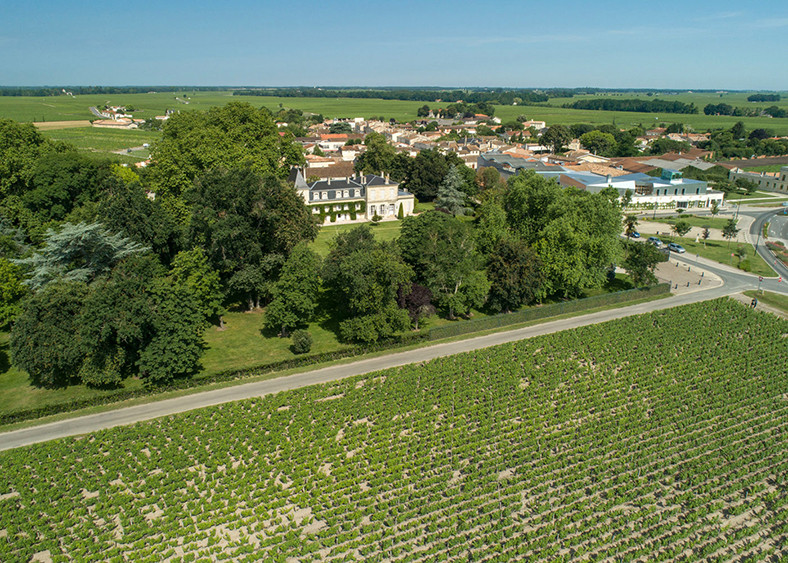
top-left (649, 236), bottom-right (776, 277)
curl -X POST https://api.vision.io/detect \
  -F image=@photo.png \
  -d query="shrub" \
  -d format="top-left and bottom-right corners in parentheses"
top-left (291, 330), bottom-right (313, 354)
top-left (738, 259), bottom-right (752, 272)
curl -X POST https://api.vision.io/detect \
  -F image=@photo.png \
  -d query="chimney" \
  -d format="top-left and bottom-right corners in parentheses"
top-left (327, 177), bottom-right (331, 185)
top-left (606, 174), bottom-right (612, 184)
top-left (385, 173), bottom-right (390, 184)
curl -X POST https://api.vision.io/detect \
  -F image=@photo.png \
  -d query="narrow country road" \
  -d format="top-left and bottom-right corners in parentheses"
top-left (1, 236), bottom-right (786, 452)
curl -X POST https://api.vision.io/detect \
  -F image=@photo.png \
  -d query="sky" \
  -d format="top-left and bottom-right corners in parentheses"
top-left (1, 0), bottom-right (787, 90)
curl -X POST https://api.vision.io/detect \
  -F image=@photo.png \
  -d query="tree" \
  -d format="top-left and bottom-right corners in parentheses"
top-left (722, 218), bottom-right (740, 247)
top-left (624, 214), bottom-right (639, 240)
top-left (621, 189), bottom-right (633, 212)
top-left (23, 152), bottom-right (113, 223)
top-left (579, 130), bottom-right (617, 155)
top-left (404, 148), bottom-right (450, 201)
top-left (169, 248), bottom-right (224, 327)
top-left (323, 225), bottom-right (412, 342)
top-left (77, 255), bottom-right (165, 387)
top-left (701, 227), bottom-right (710, 247)
top-left (622, 241), bottom-right (663, 287)
top-left (710, 200), bottom-right (720, 218)
top-left (730, 121), bottom-right (747, 140)
top-left (0, 258), bottom-right (26, 329)
top-left (264, 243), bottom-right (321, 337)
top-left (291, 329), bottom-right (312, 354)
top-left (417, 104), bottom-right (430, 117)
top-left (434, 165), bottom-right (468, 217)
top-left (486, 237), bottom-right (543, 313)
top-left (541, 125), bottom-right (571, 154)
top-left (400, 212), bottom-right (489, 319)
top-left (312, 144), bottom-right (325, 157)
top-left (397, 203), bottom-right (404, 220)
top-left (135, 281), bottom-right (205, 385)
top-left (329, 122), bottom-right (352, 134)
top-left (354, 132), bottom-right (397, 176)
top-left (14, 222), bottom-right (148, 290)
top-left (10, 281), bottom-right (88, 387)
top-left (97, 177), bottom-right (183, 265)
top-left (648, 138), bottom-right (691, 155)
top-left (0, 118), bottom-right (65, 201)
top-left (187, 169), bottom-right (318, 308)
top-left (506, 171), bottom-right (623, 298)
top-left (396, 283), bottom-right (435, 330)
top-left (147, 102), bottom-right (304, 199)
top-left (474, 201), bottom-right (508, 257)
top-left (672, 220), bottom-right (692, 239)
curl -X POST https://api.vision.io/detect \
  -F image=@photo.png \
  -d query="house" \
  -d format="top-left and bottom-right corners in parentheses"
top-left (289, 168), bottom-right (415, 224)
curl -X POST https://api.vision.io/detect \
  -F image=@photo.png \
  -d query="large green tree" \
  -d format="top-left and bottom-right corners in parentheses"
top-left (434, 165), bottom-right (468, 217)
top-left (14, 222), bottom-right (148, 290)
top-left (264, 243), bottom-right (322, 337)
top-left (541, 125), bottom-right (572, 153)
top-left (506, 171), bottom-right (623, 298)
top-left (323, 225), bottom-right (412, 342)
top-left (10, 281), bottom-right (88, 387)
top-left (187, 168), bottom-right (318, 308)
top-left (486, 237), bottom-right (543, 313)
top-left (623, 242), bottom-right (663, 287)
top-left (147, 102), bottom-right (304, 199)
top-left (97, 176), bottom-right (183, 265)
top-left (399, 211), bottom-right (489, 319)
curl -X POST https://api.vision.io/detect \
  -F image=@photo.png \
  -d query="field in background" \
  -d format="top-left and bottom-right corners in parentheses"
top-left (2, 90), bottom-right (788, 135)
top-left (41, 128), bottom-right (160, 157)
top-left (2, 299), bottom-right (786, 562)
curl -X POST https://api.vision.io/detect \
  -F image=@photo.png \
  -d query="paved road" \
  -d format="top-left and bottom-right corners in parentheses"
top-left (2, 235), bottom-right (786, 452)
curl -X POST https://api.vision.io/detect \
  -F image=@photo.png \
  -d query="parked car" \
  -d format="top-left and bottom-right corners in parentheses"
top-left (630, 231), bottom-right (641, 238)
top-left (668, 243), bottom-right (686, 253)
top-left (647, 236), bottom-right (663, 247)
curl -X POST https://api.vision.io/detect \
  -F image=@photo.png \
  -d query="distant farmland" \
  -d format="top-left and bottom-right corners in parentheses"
top-left (1, 298), bottom-right (787, 562)
top-left (2, 90), bottom-right (788, 135)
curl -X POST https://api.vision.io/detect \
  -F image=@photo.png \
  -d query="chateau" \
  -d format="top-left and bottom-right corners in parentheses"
top-left (289, 168), bottom-right (416, 224)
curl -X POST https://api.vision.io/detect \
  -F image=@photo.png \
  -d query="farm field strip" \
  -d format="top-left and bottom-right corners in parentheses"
top-left (0, 299), bottom-right (787, 562)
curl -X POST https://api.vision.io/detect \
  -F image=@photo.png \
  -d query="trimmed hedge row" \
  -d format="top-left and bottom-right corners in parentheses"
top-left (0, 331), bottom-right (428, 426)
top-left (429, 284), bottom-right (671, 341)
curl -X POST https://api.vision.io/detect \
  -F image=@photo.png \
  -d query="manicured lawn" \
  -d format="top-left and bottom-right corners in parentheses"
top-left (743, 290), bottom-right (788, 314)
top-left (199, 309), bottom-right (351, 376)
top-left (649, 236), bottom-right (776, 277)
top-left (309, 220), bottom-right (403, 256)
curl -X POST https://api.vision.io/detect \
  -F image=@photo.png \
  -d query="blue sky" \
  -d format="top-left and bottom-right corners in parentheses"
top-left (1, 0), bottom-right (786, 89)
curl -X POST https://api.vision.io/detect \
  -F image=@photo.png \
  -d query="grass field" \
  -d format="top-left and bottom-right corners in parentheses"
top-left (1, 299), bottom-right (786, 562)
top-left (41, 127), bottom-right (160, 155)
top-left (309, 220), bottom-right (404, 256)
top-left (3, 90), bottom-right (788, 134)
top-left (650, 235), bottom-right (775, 276)
top-left (744, 290), bottom-right (788, 314)
top-left (743, 165), bottom-right (786, 173)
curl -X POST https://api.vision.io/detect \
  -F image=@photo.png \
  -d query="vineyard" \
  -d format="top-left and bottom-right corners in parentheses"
top-left (1, 298), bottom-right (788, 562)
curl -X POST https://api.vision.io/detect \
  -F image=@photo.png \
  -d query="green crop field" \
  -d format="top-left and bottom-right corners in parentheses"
top-left (3, 90), bottom-right (788, 135)
top-left (41, 128), bottom-right (160, 156)
top-left (1, 299), bottom-right (787, 562)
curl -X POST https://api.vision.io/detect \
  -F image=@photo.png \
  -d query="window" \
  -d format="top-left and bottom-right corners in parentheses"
top-left (696, 188), bottom-right (700, 194)
top-left (681, 188), bottom-right (685, 195)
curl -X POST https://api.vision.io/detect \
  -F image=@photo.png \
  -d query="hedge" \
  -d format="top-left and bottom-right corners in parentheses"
top-left (428, 283), bottom-right (670, 341)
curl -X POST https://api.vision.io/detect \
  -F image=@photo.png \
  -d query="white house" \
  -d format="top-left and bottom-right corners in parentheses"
top-left (289, 169), bottom-right (415, 225)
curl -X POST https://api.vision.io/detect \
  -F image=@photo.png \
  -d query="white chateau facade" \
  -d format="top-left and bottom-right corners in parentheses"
top-left (289, 168), bottom-right (416, 224)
